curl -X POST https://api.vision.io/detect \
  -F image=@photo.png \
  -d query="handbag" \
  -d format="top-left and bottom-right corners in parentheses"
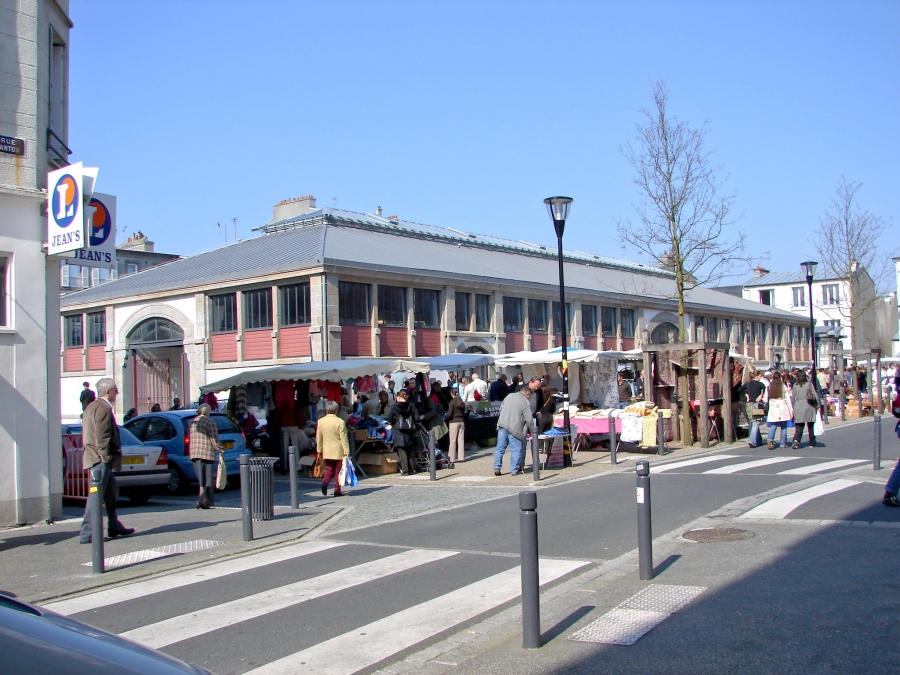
top-left (341, 456), bottom-right (358, 487)
top-left (312, 454), bottom-right (324, 479)
top-left (215, 455), bottom-right (227, 490)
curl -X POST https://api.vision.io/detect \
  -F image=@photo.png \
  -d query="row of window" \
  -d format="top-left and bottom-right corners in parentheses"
top-left (788, 284), bottom-right (841, 308)
top-left (211, 283), bottom-right (311, 334)
top-left (64, 312), bottom-right (106, 348)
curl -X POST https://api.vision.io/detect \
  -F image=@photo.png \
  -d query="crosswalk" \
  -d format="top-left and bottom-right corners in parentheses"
top-left (653, 454), bottom-right (866, 476)
top-left (44, 540), bottom-right (590, 675)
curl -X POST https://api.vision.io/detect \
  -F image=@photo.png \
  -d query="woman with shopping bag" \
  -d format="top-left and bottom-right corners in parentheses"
top-left (790, 370), bottom-right (820, 448)
top-left (764, 373), bottom-right (793, 450)
top-left (315, 400), bottom-right (350, 497)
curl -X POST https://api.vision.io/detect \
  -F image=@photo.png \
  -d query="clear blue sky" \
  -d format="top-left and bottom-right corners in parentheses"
top-left (69, 1), bottom-right (898, 284)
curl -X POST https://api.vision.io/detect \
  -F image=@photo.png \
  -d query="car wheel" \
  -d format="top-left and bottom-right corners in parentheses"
top-left (127, 487), bottom-right (152, 505)
top-left (167, 464), bottom-right (189, 495)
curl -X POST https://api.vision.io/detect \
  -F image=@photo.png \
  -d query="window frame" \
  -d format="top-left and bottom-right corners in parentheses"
top-left (552, 301), bottom-right (573, 334)
top-left (339, 281), bottom-right (371, 326)
top-left (822, 283), bottom-right (840, 305)
top-left (582, 304), bottom-right (598, 336)
top-left (503, 297), bottom-right (524, 332)
top-left (210, 293), bottom-right (237, 334)
top-left (64, 314), bottom-right (83, 348)
top-left (620, 308), bottom-right (635, 339)
top-left (455, 292), bottom-right (470, 332)
top-left (414, 288), bottom-right (441, 329)
top-left (0, 255), bottom-right (8, 327)
top-left (600, 306), bottom-right (617, 338)
top-left (378, 285), bottom-right (407, 327)
top-left (87, 311), bottom-right (105, 346)
top-left (528, 299), bottom-right (548, 332)
top-left (279, 282), bottom-right (311, 327)
top-left (475, 294), bottom-right (492, 332)
top-left (243, 288), bottom-right (273, 331)
top-left (792, 286), bottom-right (806, 308)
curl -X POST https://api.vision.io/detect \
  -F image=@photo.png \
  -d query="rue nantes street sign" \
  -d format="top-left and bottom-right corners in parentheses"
top-left (0, 135), bottom-right (24, 156)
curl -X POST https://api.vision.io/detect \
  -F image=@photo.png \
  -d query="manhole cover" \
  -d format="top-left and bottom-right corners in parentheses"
top-left (682, 527), bottom-right (755, 543)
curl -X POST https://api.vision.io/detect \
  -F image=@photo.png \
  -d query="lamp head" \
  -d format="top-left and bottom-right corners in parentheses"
top-left (800, 260), bottom-right (818, 279)
top-left (544, 196), bottom-right (573, 238)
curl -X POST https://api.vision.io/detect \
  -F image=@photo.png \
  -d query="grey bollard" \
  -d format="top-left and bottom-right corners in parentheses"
top-left (239, 454), bottom-right (253, 541)
top-left (636, 460), bottom-right (653, 580)
top-left (608, 410), bottom-right (617, 465)
top-left (657, 411), bottom-right (665, 456)
top-left (874, 415), bottom-right (882, 471)
top-left (519, 491), bottom-right (541, 649)
top-left (531, 433), bottom-right (540, 481)
top-left (89, 466), bottom-right (105, 574)
top-left (428, 430), bottom-right (436, 482)
top-left (288, 445), bottom-right (299, 509)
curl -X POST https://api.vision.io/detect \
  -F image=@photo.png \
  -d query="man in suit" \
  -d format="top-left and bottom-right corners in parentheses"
top-left (79, 382), bottom-right (95, 417)
top-left (79, 377), bottom-right (135, 544)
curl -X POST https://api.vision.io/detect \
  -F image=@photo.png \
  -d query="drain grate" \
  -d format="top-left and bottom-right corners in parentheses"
top-left (82, 539), bottom-right (224, 570)
top-left (682, 527), bottom-right (755, 543)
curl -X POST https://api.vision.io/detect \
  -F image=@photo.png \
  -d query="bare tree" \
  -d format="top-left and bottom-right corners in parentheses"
top-left (618, 81), bottom-right (747, 341)
top-left (812, 178), bottom-right (892, 350)
top-left (618, 81), bottom-right (748, 444)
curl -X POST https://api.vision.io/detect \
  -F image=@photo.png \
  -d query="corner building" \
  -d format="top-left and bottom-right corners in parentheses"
top-left (59, 196), bottom-right (810, 419)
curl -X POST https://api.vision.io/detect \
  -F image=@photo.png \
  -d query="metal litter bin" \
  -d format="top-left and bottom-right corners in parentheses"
top-left (249, 456), bottom-right (278, 521)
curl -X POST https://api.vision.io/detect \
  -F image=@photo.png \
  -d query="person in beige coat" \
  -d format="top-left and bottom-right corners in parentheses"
top-left (316, 400), bottom-right (350, 497)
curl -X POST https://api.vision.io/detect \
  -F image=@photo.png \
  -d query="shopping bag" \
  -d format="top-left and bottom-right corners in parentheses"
top-left (338, 456), bottom-right (348, 485)
top-left (312, 454), bottom-right (324, 479)
top-left (343, 457), bottom-right (358, 487)
top-left (813, 411), bottom-right (824, 437)
top-left (215, 455), bottom-right (227, 490)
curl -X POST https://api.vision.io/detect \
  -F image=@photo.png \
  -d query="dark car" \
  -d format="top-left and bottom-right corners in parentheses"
top-left (123, 411), bottom-right (247, 494)
top-left (0, 592), bottom-right (215, 674)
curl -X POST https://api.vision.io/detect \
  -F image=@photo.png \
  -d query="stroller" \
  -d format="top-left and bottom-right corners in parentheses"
top-left (411, 423), bottom-right (455, 472)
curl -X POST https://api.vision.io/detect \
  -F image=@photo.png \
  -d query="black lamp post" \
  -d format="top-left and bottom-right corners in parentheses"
top-left (544, 196), bottom-right (573, 466)
top-left (800, 260), bottom-right (819, 397)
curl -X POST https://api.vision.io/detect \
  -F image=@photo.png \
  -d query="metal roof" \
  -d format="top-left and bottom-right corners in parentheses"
top-left (61, 209), bottom-right (799, 320)
top-left (743, 269), bottom-right (840, 287)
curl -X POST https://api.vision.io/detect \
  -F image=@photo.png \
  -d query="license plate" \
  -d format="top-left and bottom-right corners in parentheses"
top-left (222, 441), bottom-right (235, 449)
top-left (123, 456), bottom-right (144, 465)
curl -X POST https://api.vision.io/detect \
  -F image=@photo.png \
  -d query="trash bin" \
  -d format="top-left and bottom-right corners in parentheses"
top-left (249, 456), bottom-right (278, 521)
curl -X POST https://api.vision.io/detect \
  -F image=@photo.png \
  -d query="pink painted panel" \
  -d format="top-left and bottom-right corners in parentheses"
top-left (380, 327), bottom-right (409, 357)
top-left (530, 333), bottom-right (548, 351)
top-left (64, 348), bottom-right (82, 372)
top-left (341, 325), bottom-right (373, 357)
top-left (505, 332), bottom-right (524, 353)
top-left (87, 346), bottom-right (105, 371)
top-left (280, 325), bottom-right (310, 358)
top-left (211, 333), bottom-right (238, 362)
top-left (415, 328), bottom-right (441, 357)
top-left (244, 329), bottom-right (273, 360)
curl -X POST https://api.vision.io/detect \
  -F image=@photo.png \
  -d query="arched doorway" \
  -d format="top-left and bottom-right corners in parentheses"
top-left (127, 318), bottom-right (186, 414)
top-left (463, 345), bottom-right (489, 354)
top-left (651, 322), bottom-right (679, 344)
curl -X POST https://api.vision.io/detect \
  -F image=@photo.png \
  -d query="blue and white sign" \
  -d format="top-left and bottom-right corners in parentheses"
top-left (47, 163), bottom-right (99, 256)
top-left (68, 193), bottom-right (116, 269)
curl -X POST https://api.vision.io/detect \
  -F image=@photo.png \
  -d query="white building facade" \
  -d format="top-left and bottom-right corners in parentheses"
top-left (0, 0), bottom-right (72, 525)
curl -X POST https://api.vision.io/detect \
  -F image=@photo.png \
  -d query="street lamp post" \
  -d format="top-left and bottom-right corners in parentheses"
top-left (800, 261), bottom-right (820, 405)
top-left (544, 197), bottom-right (573, 467)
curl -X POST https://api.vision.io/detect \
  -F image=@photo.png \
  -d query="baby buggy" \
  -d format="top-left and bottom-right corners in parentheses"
top-left (411, 423), bottom-right (455, 472)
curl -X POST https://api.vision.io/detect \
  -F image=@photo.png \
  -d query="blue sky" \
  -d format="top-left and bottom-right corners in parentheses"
top-left (69, 1), bottom-right (898, 283)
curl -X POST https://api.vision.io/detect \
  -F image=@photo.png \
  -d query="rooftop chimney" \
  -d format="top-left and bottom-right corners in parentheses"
top-left (118, 231), bottom-right (155, 252)
top-left (272, 195), bottom-right (317, 222)
top-left (376, 206), bottom-right (383, 217)
top-left (753, 266), bottom-right (769, 278)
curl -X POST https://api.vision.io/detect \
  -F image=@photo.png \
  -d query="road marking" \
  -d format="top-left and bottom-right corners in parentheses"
top-left (121, 548), bottom-right (459, 649)
top-left (739, 479), bottom-right (862, 519)
top-left (652, 455), bottom-right (738, 473)
top-left (703, 456), bottom-right (800, 474)
top-left (244, 558), bottom-right (590, 675)
top-left (777, 459), bottom-right (867, 475)
top-left (43, 539), bottom-right (345, 616)
top-left (79, 539), bottom-right (224, 569)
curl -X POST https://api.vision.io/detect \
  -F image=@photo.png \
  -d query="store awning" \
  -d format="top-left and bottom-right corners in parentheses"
top-left (418, 353), bottom-right (496, 370)
top-left (200, 358), bottom-right (430, 393)
top-left (494, 348), bottom-right (617, 367)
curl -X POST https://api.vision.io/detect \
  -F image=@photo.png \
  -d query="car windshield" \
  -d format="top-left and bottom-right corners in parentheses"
top-left (181, 414), bottom-right (241, 435)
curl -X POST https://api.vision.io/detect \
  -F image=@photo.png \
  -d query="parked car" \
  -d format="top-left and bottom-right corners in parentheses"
top-left (123, 411), bottom-right (247, 494)
top-left (61, 424), bottom-right (169, 505)
top-left (0, 592), bottom-right (215, 674)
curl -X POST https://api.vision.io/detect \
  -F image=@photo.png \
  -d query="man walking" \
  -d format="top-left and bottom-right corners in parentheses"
top-left (79, 382), bottom-right (95, 418)
top-left (79, 378), bottom-right (134, 544)
top-left (493, 386), bottom-right (534, 476)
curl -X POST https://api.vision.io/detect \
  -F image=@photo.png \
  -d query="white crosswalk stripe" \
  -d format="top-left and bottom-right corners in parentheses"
top-left (739, 479), bottom-right (862, 519)
top-left (244, 558), bottom-right (590, 675)
top-left (702, 457), bottom-right (800, 474)
top-left (776, 459), bottom-right (867, 475)
top-left (653, 455), bottom-right (738, 473)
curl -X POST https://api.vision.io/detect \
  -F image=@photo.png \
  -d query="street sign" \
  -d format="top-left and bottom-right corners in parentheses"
top-left (0, 135), bottom-right (24, 156)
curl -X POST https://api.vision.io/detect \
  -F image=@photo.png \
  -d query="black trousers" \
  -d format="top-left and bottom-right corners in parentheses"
top-left (792, 422), bottom-right (816, 445)
top-left (80, 462), bottom-right (125, 541)
top-left (193, 459), bottom-right (215, 505)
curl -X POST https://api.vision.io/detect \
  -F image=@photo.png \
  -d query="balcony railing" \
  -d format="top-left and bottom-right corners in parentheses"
top-left (46, 127), bottom-right (72, 166)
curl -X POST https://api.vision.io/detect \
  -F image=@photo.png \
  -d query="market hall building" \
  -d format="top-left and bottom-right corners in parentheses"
top-left (58, 195), bottom-right (811, 420)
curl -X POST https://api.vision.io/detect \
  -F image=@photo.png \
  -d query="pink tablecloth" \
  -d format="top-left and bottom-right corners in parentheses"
top-left (555, 417), bottom-right (622, 434)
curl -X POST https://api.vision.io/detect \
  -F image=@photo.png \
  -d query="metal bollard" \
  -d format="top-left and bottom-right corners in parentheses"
top-left (608, 410), bottom-right (617, 465)
top-left (657, 411), bottom-right (665, 456)
top-left (531, 433), bottom-right (541, 481)
top-left (288, 445), bottom-right (299, 509)
top-left (636, 460), bottom-right (653, 580)
top-left (874, 415), bottom-right (882, 471)
top-left (519, 491), bottom-right (541, 649)
top-left (239, 454), bottom-right (253, 541)
top-left (89, 466), bottom-right (104, 574)
top-left (428, 430), bottom-right (436, 482)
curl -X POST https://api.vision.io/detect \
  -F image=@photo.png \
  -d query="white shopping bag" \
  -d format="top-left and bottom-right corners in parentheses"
top-left (813, 411), bottom-right (824, 437)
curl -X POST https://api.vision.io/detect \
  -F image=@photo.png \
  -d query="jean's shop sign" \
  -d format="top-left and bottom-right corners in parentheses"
top-left (67, 193), bottom-right (117, 269)
top-left (47, 162), bottom-right (99, 256)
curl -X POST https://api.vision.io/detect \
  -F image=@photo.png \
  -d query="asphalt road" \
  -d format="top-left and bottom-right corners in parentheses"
top-left (50, 417), bottom-right (900, 675)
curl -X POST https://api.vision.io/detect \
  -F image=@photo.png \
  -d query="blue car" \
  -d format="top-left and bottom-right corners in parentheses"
top-left (123, 411), bottom-right (247, 494)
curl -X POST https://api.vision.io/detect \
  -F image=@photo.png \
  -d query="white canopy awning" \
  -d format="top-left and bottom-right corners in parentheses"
top-left (418, 353), bottom-right (496, 370)
top-left (494, 348), bottom-right (619, 367)
top-left (200, 358), bottom-right (430, 394)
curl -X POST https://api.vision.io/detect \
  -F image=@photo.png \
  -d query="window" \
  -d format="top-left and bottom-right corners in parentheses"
top-left (0, 256), bottom-right (7, 326)
top-left (824, 319), bottom-right (841, 328)
top-left (503, 297), bottom-right (524, 331)
top-left (128, 318), bottom-right (184, 345)
top-left (601, 307), bottom-right (617, 337)
top-left (758, 290), bottom-right (772, 306)
top-left (280, 282), bottom-right (310, 326)
top-left (210, 293), bottom-right (237, 333)
top-left (792, 286), bottom-right (806, 308)
top-left (144, 417), bottom-right (177, 442)
top-left (414, 289), bottom-right (440, 328)
top-left (339, 281), bottom-right (370, 325)
top-left (552, 302), bottom-right (572, 333)
top-left (582, 304), bottom-right (598, 336)
top-left (746, 321), bottom-right (755, 344)
top-left (47, 28), bottom-right (68, 164)
top-left (757, 322), bottom-right (768, 345)
top-left (378, 285), bottom-right (407, 327)
top-left (775, 324), bottom-right (784, 345)
top-left (64, 315), bottom-right (83, 348)
top-left (723, 319), bottom-right (732, 342)
top-left (706, 317), bottom-right (718, 341)
top-left (455, 292), bottom-right (470, 331)
top-left (126, 262), bottom-right (138, 276)
top-left (87, 312), bottom-right (105, 346)
top-left (620, 308), bottom-right (635, 338)
top-left (736, 320), bottom-right (745, 343)
top-left (244, 288), bottom-right (272, 330)
top-left (528, 299), bottom-right (548, 332)
top-left (475, 294), bottom-right (491, 332)
top-left (822, 284), bottom-right (840, 305)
